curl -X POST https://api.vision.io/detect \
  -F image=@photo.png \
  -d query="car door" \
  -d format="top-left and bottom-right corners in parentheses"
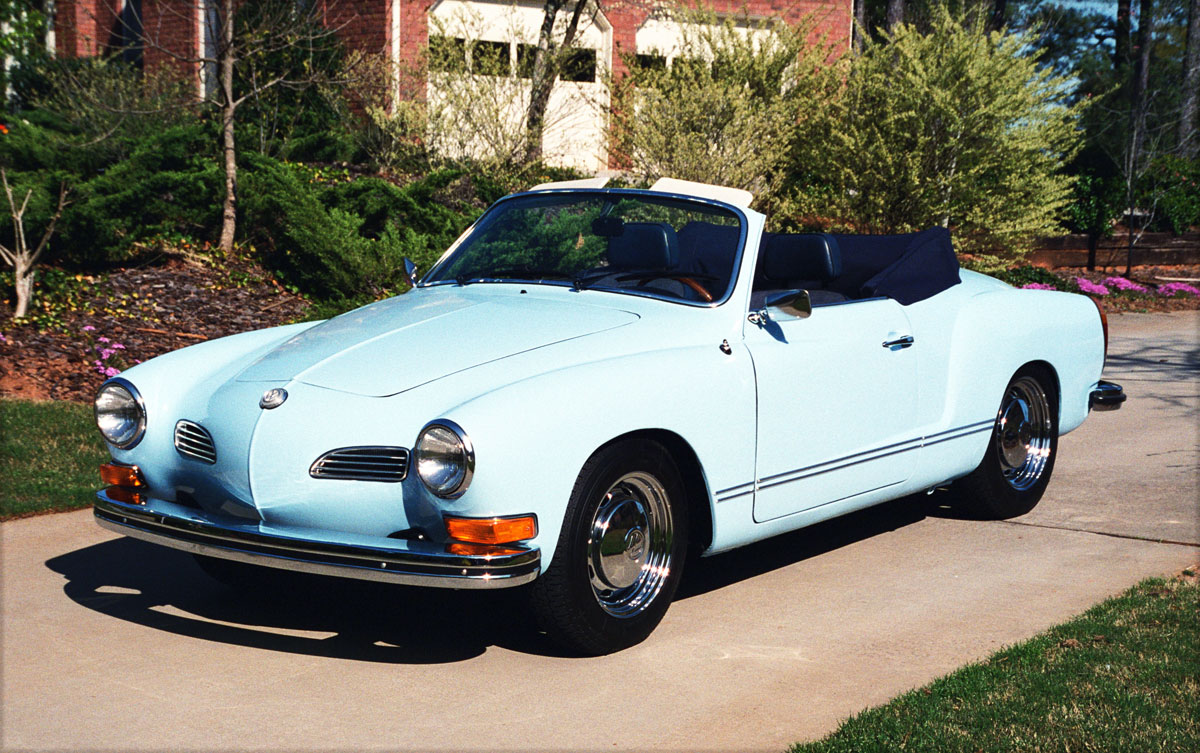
top-left (745, 298), bottom-right (919, 523)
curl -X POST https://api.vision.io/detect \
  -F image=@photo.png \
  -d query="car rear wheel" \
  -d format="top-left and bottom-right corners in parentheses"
top-left (531, 439), bottom-right (688, 655)
top-left (955, 365), bottom-right (1058, 519)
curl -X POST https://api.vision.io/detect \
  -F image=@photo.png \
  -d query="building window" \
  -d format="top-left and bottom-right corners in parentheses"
top-left (516, 44), bottom-right (596, 83)
top-left (429, 35), bottom-right (467, 73)
top-left (634, 53), bottom-right (666, 72)
top-left (201, 0), bottom-right (220, 98)
top-left (107, 0), bottom-right (143, 67)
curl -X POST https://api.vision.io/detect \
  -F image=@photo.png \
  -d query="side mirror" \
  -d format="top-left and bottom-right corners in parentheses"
top-left (765, 289), bottom-right (812, 320)
top-left (404, 258), bottom-right (419, 288)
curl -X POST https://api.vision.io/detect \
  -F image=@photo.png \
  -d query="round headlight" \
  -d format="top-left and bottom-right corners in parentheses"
top-left (94, 380), bottom-right (146, 449)
top-left (414, 420), bottom-right (474, 498)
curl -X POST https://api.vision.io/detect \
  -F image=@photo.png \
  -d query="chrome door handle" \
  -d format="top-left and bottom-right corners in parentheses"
top-left (882, 335), bottom-right (915, 349)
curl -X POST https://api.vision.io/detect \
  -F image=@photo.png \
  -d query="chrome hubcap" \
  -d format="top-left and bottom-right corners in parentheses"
top-left (587, 471), bottom-right (674, 618)
top-left (995, 376), bottom-right (1053, 491)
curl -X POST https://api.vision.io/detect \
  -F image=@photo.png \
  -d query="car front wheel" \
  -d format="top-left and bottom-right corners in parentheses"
top-left (955, 365), bottom-right (1059, 519)
top-left (531, 439), bottom-right (688, 655)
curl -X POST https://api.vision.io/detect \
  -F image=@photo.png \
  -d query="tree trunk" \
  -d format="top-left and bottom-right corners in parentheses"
top-left (218, 0), bottom-right (238, 254)
top-left (1116, 0), bottom-right (1132, 70)
top-left (988, 0), bottom-right (1008, 32)
top-left (885, 0), bottom-right (905, 32)
top-left (1180, 0), bottom-right (1200, 157)
top-left (1125, 0), bottom-right (1155, 278)
top-left (13, 260), bottom-right (32, 319)
top-left (523, 0), bottom-right (567, 165)
top-left (1087, 231), bottom-right (1099, 272)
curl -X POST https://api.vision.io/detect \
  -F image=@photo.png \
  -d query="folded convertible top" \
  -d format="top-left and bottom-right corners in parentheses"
top-left (831, 226), bottom-right (962, 306)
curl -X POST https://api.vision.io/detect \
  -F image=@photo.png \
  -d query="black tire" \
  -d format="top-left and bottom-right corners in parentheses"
top-left (531, 439), bottom-right (689, 655)
top-left (954, 364), bottom-right (1059, 519)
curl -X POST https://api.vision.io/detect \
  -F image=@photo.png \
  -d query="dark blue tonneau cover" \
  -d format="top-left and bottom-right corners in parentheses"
top-left (831, 226), bottom-right (961, 306)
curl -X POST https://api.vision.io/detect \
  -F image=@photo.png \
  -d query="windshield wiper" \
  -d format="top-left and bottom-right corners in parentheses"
top-left (572, 270), bottom-right (618, 291)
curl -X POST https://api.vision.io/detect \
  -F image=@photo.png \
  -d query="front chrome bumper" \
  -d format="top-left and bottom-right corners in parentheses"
top-left (1090, 380), bottom-right (1127, 411)
top-left (94, 490), bottom-right (540, 589)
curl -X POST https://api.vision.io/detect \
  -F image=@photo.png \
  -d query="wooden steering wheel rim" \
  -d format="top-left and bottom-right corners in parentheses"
top-left (637, 274), bottom-right (713, 302)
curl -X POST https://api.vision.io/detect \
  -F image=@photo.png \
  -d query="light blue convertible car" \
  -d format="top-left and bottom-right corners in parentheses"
top-left (93, 177), bottom-right (1125, 654)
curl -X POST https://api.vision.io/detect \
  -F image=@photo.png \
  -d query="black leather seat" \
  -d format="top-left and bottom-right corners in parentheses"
top-left (750, 233), bottom-right (849, 308)
top-left (607, 222), bottom-right (679, 270)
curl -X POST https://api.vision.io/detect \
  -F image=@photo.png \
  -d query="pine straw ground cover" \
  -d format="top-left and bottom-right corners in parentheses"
top-left (792, 568), bottom-right (1200, 753)
top-left (0, 251), bottom-right (309, 402)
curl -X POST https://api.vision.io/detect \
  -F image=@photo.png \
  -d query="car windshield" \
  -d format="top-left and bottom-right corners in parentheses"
top-left (422, 192), bottom-right (744, 305)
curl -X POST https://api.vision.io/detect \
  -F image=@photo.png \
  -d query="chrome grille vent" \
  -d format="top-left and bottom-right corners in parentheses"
top-left (310, 446), bottom-right (409, 483)
top-left (174, 420), bottom-right (217, 464)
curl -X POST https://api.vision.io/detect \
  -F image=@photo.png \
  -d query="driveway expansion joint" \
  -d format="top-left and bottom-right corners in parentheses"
top-left (998, 519), bottom-right (1200, 549)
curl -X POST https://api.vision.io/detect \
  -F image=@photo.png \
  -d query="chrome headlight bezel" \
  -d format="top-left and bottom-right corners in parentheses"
top-left (414, 419), bottom-right (474, 499)
top-left (94, 378), bottom-right (146, 450)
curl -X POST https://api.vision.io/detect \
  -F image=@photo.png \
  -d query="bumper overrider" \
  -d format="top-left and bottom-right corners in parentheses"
top-left (1090, 380), bottom-right (1127, 411)
top-left (93, 490), bottom-right (541, 589)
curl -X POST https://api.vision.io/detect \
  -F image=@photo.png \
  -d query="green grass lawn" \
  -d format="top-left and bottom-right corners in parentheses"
top-left (1, 398), bottom-right (106, 519)
top-left (791, 571), bottom-right (1200, 753)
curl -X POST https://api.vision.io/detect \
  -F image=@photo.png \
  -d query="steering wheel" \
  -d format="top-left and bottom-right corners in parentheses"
top-left (635, 274), bottom-right (714, 302)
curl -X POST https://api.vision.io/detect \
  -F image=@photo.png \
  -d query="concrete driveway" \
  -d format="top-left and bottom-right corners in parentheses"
top-left (3, 311), bottom-right (1197, 752)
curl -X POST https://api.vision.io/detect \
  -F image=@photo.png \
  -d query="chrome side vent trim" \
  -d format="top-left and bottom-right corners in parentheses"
top-left (310, 446), bottom-right (409, 483)
top-left (174, 420), bottom-right (217, 464)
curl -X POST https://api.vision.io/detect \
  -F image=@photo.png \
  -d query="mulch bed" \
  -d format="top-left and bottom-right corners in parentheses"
top-left (2, 260), bottom-right (1197, 406)
top-left (1, 255), bottom-right (309, 403)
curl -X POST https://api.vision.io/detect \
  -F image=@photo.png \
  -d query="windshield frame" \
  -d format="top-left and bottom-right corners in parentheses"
top-left (418, 188), bottom-right (750, 308)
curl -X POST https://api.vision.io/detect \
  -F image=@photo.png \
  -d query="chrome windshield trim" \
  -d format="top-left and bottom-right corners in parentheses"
top-left (93, 492), bottom-right (539, 589)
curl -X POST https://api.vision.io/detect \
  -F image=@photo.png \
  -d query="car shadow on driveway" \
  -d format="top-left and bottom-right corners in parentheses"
top-left (679, 493), bottom-right (935, 599)
top-left (45, 538), bottom-right (550, 663)
top-left (46, 494), bottom-right (940, 662)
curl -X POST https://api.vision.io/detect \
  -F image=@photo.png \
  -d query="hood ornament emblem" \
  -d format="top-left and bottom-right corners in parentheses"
top-left (259, 388), bottom-right (288, 409)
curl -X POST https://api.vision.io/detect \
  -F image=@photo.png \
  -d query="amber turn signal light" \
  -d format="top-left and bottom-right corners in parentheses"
top-left (444, 514), bottom-right (537, 545)
top-left (100, 463), bottom-right (145, 488)
top-left (446, 542), bottom-right (524, 557)
top-left (104, 486), bottom-right (145, 506)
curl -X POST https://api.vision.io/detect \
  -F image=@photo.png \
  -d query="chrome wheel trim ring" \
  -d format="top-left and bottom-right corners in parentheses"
top-left (994, 376), bottom-right (1053, 491)
top-left (587, 471), bottom-right (674, 619)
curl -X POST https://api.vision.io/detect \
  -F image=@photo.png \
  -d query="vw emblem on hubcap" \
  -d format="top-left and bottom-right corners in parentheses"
top-left (624, 528), bottom-right (646, 562)
top-left (259, 388), bottom-right (288, 409)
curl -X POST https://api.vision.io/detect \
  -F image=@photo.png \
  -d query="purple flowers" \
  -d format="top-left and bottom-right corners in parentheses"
top-left (1021, 282), bottom-right (1057, 291)
top-left (1159, 282), bottom-right (1200, 297)
top-left (1103, 277), bottom-right (1150, 293)
top-left (81, 325), bottom-right (129, 377)
top-left (1075, 278), bottom-right (1110, 296)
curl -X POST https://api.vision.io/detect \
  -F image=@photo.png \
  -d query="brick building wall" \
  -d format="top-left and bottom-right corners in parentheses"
top-left (52, 0), bottom-right (851, 91)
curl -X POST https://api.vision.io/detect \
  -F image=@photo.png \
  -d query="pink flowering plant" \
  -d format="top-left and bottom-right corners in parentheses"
top-left (1075, 277), bottom-right (1110, 296)
top-left (1158, 282), bottom-right (1200, 298)
top-left (1103, 277), bottom-right (1150, 294)
top-left (80, 325), bottom-right (131, 378)
top-left (1020, 282), bottom-right (1057, 291)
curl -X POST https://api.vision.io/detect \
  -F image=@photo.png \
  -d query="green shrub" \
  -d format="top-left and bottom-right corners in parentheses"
top-left (991, 265), bottom-right (1077, 292)
top-left (612, 9), bottom-right (842, 215)
top-left (812, 9), bottom-right (1084, 264)
top-left (54, 124), bottom-right (222, 266)
top-left (239, 155), bottom-right (480, 301)
top-left (1145, 155), bottom-right (1200, 234)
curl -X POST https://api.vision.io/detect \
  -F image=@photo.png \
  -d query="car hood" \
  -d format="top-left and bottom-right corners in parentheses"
top-left (235, 289), bottom-right (640, 397)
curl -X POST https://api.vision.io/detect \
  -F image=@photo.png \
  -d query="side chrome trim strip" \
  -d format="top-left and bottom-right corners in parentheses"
top-left (717, 419), bottom-right (996, 502)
